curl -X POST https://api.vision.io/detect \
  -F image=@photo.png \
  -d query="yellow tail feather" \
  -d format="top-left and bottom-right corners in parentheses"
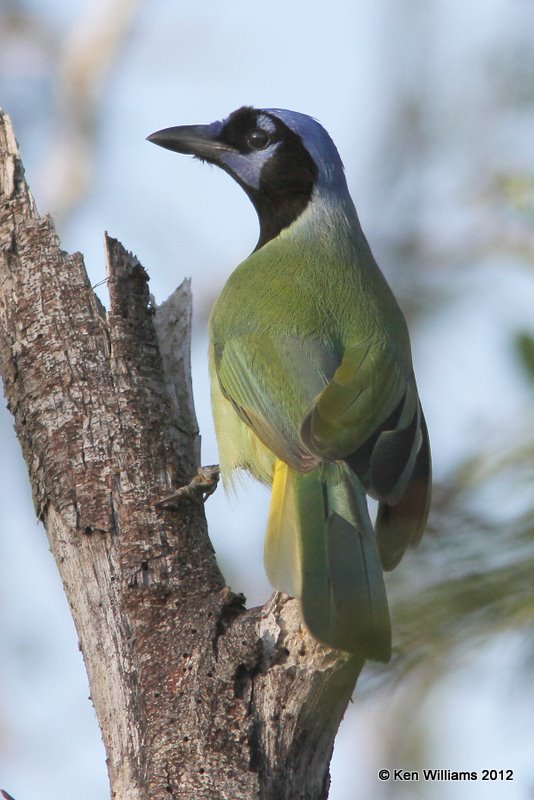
top-left (264, 461), bottom-right (391, 660)
top-left (265, 460), bottom-right (302, 598)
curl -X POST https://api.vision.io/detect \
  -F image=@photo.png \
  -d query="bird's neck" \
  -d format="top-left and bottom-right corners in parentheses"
top-left (293, 183), bottom-right (362, 243)
top-left (254, 181), bottom-right (360, 253)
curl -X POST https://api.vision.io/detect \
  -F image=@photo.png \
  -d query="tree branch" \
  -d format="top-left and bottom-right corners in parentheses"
top-left (0, 110), bottom-right (361, 800)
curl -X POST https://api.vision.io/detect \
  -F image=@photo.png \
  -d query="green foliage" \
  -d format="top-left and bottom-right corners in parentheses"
top-left (515, 331), bottom-right (534, 382)
top-left (360, 434), bottom-right (534, 691)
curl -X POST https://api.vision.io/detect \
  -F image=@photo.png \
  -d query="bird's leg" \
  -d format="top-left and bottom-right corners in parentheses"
top-left (155, 465), bottom-right (220, 509)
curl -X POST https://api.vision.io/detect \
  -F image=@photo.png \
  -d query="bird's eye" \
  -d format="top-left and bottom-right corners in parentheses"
top-left (246, 128), bottom-right (270, 150)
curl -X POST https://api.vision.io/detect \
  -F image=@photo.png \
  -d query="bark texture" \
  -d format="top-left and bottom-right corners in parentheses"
top-left (0, 111), bottom-right (362, 800)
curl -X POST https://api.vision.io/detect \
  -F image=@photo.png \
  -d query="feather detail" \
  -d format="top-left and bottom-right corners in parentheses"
top-left (266, 462), bottom-right (391, 660)
top-left (265, 460), bottom-right (302, 598)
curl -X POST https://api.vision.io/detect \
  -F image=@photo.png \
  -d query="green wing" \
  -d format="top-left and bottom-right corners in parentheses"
top-left (299, 339), bottom-right (431, 568)
top-left (300, 340), bottom-right (408, 459)
top-left (214, 334), bottom-right (411, 465)
top-left (213, 332), bottom-right (338, 472)
top-left (214, 329), bottom-right (431, 571)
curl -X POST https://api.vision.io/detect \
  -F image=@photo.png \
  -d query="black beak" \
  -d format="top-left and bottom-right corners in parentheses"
top-left (146, 123), bottom-right (233, 161)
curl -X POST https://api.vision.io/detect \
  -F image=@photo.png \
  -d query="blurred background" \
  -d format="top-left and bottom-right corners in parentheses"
top-left (1, 0), bottom-right (534, 797)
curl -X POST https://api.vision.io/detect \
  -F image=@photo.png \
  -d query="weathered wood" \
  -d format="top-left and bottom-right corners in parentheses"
top-left (0, 110), bottom-right (361, 800)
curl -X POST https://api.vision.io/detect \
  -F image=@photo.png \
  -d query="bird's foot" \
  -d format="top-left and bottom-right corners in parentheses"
top-left (155, 465), bottom-right (220, 509)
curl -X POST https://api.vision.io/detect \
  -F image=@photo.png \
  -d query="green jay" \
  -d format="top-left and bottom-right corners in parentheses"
top-left (148, 106), bottom-right (431, 662)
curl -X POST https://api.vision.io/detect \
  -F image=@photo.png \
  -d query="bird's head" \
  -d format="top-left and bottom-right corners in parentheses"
top-left (147, 106), bottom-right (350, 248)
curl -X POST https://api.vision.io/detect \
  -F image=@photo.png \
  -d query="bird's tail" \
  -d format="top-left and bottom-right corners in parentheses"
top-left (265, 460), bottom-right (391, 661)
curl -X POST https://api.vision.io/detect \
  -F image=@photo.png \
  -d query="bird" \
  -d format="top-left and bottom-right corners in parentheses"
top-left (147, 106), bottom-right (431, 662)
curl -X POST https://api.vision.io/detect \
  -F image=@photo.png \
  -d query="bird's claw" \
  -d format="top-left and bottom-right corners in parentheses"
top-left (155, 465), bottom-right (220, 509)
